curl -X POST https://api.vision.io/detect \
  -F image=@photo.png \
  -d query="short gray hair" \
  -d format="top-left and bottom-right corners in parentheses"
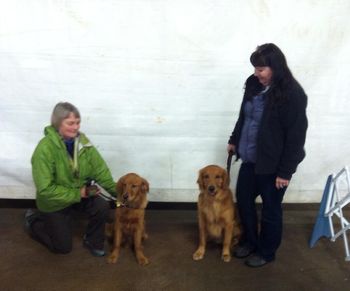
top-left (51, 102), bottom-right (81, 130)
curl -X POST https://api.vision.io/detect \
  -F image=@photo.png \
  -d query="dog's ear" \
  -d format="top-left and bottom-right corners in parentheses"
top-left (222, 168), bottom-right (230, 189)
top-left (116, 175), bottom-right (125, 195)
top-left (141, 178), bottom-right (149, 193)
top-left (197, 169), bottom-right (205, 191)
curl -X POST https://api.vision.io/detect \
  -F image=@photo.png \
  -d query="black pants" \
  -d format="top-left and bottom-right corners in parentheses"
top-left (236, 163), bottom-right (287, 261)
top-left (30, 196), bottom-right (109, 254)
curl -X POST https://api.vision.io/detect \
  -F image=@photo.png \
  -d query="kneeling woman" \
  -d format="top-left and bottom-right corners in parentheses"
top-left (26, 102), bottom-right (116, 256)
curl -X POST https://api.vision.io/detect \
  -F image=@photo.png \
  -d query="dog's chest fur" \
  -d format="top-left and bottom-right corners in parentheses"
top-left (199, 191), bottom-right (233, 238)
top-left (203, 199), bottom-right (225, 224)
top-left (117, 209), bottom-right (144, 234)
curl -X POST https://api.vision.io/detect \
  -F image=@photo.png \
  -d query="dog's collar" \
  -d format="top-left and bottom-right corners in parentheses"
top-left (115, 200), bottom-right (144, 209)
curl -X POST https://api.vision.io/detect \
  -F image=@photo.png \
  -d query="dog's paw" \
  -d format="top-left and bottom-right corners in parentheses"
top-left (137, 255), bottom-right (150, 266)
top-left (192, 250), bottom-right (205, 261)
top-left (222, 253), bottom-right (231, 263)
top-left (107, 254), bottom-right (119, 264)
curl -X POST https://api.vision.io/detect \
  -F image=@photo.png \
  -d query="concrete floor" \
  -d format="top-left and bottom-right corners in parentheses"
top-left (1, 207), bottom-right (350, 291)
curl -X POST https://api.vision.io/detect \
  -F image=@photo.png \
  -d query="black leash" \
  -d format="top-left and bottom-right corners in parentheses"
top-left (226, 151), bottom-right (235, 176)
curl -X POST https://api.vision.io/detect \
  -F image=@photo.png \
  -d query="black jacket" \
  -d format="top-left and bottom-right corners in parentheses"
top-left (229, 75), bottom-right (308, 180)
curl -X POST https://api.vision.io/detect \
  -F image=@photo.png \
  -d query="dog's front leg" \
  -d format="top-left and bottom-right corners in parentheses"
top-left (222, 222), bottom-right (233, 262)
top-left (134, 228), bottom-right (149, 266)
top-left (193, 212), bottom-right (207, 261)
top-left (108, 224), bottom-right (122, 264)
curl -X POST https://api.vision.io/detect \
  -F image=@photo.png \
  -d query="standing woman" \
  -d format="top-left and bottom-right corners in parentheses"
top-left (25, 102), bottom-right (116, 256)
top-left (227, 43), bottom-right (308, 267)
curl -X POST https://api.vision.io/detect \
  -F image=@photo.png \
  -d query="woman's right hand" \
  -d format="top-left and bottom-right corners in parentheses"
top-left (227, 144), bottom-right (236, 154)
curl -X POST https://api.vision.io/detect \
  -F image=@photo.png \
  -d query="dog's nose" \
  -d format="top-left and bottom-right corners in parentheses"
top-left (123, 193), bottom-right (129, 200)
top-left (208, 185), bottom-right (215, 193)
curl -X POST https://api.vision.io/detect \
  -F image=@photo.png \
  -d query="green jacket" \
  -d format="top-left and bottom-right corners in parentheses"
top-left (31, 126), bottom-right (116, 212)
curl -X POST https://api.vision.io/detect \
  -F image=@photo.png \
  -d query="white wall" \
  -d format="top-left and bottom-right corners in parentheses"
top-left (1, 0), bottom-right (349, 202)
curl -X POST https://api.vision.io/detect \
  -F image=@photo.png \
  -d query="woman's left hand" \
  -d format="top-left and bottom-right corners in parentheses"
top-left (276, 177), bottom-right (289, 189)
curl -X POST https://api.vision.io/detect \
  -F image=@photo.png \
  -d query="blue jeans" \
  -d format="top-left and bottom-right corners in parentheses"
top-left (236, 163), bottom-right (287, 261)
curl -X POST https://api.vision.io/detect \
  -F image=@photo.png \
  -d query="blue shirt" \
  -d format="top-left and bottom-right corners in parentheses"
top-left (64, 138), bottom-right (75, 158)
top-left (238, 92), bottom-right (266, 163)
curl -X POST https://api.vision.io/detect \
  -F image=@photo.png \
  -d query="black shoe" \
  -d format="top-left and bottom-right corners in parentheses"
top-left (233, 245), bottom-right (254, 258)
top-left (83, 236), bottom-right (105, 257)
top-left (24, 209), bottom-right (37, 236)
top-left (245, 254), bottom-right (269, 267)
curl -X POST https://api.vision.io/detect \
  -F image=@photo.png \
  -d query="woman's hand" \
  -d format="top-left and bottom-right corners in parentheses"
top-left (227, 144), bottom-right (236, 154)
top-left (276, 177), bottom-right (289, 189)
top-left (80, 184), bottom-right (101, 198)
top-left (80, 186), bottom-right (88, 198)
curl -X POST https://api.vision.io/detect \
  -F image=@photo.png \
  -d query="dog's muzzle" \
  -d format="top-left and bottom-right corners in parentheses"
top-left (122, 193), bottom-right (129, 205)
top-left (208, 185), bottom-right (217, 196)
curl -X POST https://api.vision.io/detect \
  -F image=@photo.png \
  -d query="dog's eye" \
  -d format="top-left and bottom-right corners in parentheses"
top-left (215, 175), bottom-right (221, 179)
top-left (132, 184), bottom-right (138, 188)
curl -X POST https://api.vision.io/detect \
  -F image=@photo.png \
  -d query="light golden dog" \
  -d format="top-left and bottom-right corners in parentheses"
top-left (107, 173), bottom-right (149, 266)
top-left (192, 165), bottom-right (241, 262)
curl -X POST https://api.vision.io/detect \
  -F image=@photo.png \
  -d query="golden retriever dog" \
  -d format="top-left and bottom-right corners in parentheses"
top-left (192, 165), bottom-right (241, 262)
top-left (107, 173), bottom-right (149, 266)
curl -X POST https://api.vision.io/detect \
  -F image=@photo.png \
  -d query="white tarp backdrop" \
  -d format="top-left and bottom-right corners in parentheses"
top-left (0, 0), bottom-right (349, 202)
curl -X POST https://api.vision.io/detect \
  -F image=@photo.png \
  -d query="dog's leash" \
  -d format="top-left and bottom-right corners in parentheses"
top-left (99, 191), bottom-right (135, 209)
top-left (97, 187), bottom-right (141, 209)
top-left (87, 181), bottom-right (126, 208)
top-left (226, 150), bottom-right (235, 176)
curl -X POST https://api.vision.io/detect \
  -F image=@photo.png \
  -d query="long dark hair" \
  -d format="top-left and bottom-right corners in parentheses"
top-left (246, 43), bottom-right (298, 104)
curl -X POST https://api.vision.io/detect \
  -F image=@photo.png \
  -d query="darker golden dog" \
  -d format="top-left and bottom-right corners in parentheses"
top-left (107, 173), bottom-right (149, 266)
top-left (192, 165), bottom-right (241, 262)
